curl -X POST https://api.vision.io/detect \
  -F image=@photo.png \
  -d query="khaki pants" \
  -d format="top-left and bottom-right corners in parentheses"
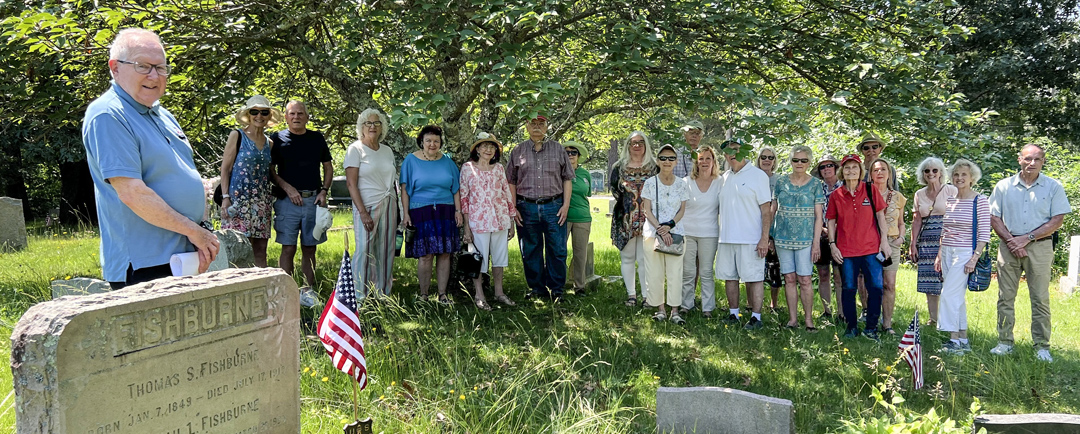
top-left (996, 239), bottom-right (1053, 349)
top-left (566, 222), bottom-right (592, 290)
top-left (643, 237), bottom-right (684, 308)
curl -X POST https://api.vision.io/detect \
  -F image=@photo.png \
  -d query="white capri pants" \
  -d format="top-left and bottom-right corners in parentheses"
top-left (937, 246), bottom-right (972, 333)
top-left (620, 236), bottom-right (649, 299)
top-left (643, 237), bottom-right (683, 308)
top-left (471, 229), bottom-right (509, 272)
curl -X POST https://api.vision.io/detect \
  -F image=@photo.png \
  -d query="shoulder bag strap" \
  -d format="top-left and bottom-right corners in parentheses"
top-left (971, 195), bottom-right (979, 254)
top-left (867, 182), bottom-right (881, 243)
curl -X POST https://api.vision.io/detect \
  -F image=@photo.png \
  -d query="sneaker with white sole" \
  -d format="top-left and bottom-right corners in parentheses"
top-left (1036, 349), bottom-right (1053, 362)
top-left (989, 343), bottom-right (1013, 355)
top-left (299, 287), bottom-right (321, 308)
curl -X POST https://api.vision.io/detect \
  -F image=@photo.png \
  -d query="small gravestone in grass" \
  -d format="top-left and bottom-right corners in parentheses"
top-left (975, 413), bottom-right (1080, 433)
top-left (656, 387), bottom-right (794, 434)
top-left (12, 268), bottom-right (300, 434)
top-left (0, 197), bottom-right (28, 252)
top-left (1058, 235), bottom-right (1080, 294)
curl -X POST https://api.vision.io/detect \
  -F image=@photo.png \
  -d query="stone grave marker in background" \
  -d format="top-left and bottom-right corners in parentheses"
top-left (12, 268), bottom-right (300, 434)
top-left (1058, 235), bottom-right (1080, 294)
top-left (0, 197), bottom-right (28, 252)
top-left (50, 277), bottom-right (111, 298)
top-left (656, 387), bottom-right (794, 434)
top-left (975, 413), bottom-right (1080, 433)
top-left (215, 229), bottom-right (255, 269)
top-left (567, 242), bottom-right (603, 292)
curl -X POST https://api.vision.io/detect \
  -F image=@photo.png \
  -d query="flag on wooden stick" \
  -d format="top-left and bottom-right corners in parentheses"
top-left (897, 311), bottom-right (923, 389)
top-left (317, 249), bottom-right (369, 390)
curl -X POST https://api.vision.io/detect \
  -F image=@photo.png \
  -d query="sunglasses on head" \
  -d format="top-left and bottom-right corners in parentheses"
top-left (818, 163), bottom-right (837, 170)
top-left (760, 155), bottom-right (775, 161)
top-left (657, 156), bottom-right (677, 162)
top-left (248, 108), bottom-right (271, 116)
top-left (923, 168), bottom-right (939, 174)
top-left (861, 143), bottom-right (882, 151)
top-left (791, 158), bottom-right (809, 164)
top-left (566, 149), bottom-right (579, 156)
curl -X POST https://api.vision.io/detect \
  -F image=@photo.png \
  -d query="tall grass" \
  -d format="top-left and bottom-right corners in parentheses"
top-left (0, 199), bottom-right (1078, 433)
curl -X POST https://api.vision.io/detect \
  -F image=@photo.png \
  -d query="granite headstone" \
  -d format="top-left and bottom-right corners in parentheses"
top-left (0, 196), bottom-right (28, 251)
top-left (656, 386), bottom-right (794, 434)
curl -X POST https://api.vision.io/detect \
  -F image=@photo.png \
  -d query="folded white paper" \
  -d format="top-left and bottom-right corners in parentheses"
top-left (170, 252), bottom-right (200, 276)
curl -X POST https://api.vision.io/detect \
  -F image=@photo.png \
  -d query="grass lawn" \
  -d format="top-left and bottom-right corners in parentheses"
top-left (1, 198), bottom-right (1078, 433)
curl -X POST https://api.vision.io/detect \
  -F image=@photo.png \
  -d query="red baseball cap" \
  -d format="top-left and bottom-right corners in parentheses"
top-left (839, 153), bottom-right (863, 167)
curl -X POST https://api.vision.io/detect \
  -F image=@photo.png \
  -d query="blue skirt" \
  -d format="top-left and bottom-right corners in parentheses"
top-left (916, 215), bottom-right (944, 295)
top-left (406, 204), bottom-right (460, 258)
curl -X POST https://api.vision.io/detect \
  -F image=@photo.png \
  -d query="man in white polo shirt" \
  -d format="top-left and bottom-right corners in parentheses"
top-left (715, 139), bottom-right (774, 329)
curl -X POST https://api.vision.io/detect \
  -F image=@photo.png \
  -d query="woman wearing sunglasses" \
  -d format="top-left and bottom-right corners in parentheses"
top-left (772, 146), bottom-right (824, 330)
top-left (910, 157), bottom-right (956, 326)
top-left (756, 146), bottom-right (783, 313)
top-left (220, 95), bottom-right (282, 267)
top-left (563, 141), bottom-right (592, 296)
top-left (642, 144), bottom-right (689, 323)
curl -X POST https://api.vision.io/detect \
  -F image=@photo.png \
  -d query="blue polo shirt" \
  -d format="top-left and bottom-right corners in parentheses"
top-left (82, 81), bottom-right (205, 282)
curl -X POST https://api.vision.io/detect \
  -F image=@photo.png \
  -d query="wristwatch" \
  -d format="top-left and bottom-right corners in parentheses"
top-left (1028, 233), bottom-right (1036, 241)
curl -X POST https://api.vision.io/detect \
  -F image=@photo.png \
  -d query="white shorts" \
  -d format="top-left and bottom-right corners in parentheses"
top-left (715, 243), bottom-right (765, 282)
top-left (471, 229), bottom-right (509, 271)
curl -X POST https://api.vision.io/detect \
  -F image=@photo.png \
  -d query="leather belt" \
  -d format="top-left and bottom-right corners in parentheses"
top-left (299, 190), bottom-right (317, 198)
top-left (519, 195), bottom-right (560, 204)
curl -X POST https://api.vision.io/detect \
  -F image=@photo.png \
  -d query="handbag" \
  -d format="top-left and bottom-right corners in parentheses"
top-left (967, 195), bottom-right (992, 292)
top-left (455, 243), bottom-right (484, 279)
top-left (650, 177), bottom-right (685, 255)
top-left (867, 182), bottom-right (893, 267)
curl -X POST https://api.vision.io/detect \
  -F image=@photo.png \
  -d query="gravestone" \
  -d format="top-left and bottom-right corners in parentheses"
top-left (51, 277), bottom-right (111, 298)
top-left (606, 197), bottom-right (616, 216)
top-left (216, 229), bottom-right (255, 268)
top-left (0, 197), bottom-right (28, 251)
top-left (656, 387), bottom-right (794, 434)
top-left (567, 242), bottom-right (603, 291)
top-left (974, 413), bottom-right (1080, 433)
top-left (1058, 235), bottom-right (1080, 294)
top-left (589, 170), bottom-right (606, 193)
top-left (12, 268), bottom-right (300, 434)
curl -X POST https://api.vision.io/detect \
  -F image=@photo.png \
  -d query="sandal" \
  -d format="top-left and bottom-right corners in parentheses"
top-left (494, 294), bottom-right (517, 306)
top-left (702, 311), bottom-right (713, 319)
top-left (884, 327), bottom-right (895, 335)
top-left (651, 311), bottom-right (667, 321)
top-left (475, 299), bottom-right (492, 311)
top-left (437, 294), bottom-right (452, 305)
top-left (625, 297), bottom-right (638, 307)
top-left (805, 326), bottom-right (819, 333)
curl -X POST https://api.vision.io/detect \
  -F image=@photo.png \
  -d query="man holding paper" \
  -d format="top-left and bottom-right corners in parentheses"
top-left (82, 28), bottom-right (219, 289)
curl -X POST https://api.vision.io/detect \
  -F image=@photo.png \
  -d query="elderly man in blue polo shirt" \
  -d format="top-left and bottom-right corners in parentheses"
top-left (82, 28), bottom-right (219, 289)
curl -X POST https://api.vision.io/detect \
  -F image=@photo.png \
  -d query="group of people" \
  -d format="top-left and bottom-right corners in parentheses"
top-left (82, 28), bottom-right (1071, 364)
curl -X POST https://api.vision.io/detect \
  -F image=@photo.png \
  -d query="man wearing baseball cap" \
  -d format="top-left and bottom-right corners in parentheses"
top-left (674, 120), bottom-right (704, 178)
top-left (506, 115), bottom-right (575, 301)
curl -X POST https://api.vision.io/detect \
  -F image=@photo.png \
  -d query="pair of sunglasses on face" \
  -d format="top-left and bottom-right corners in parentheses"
top-left (657, 156), bottom-right (677, 162)
top-left (248, 109), bottom-right (271, 116)
top-left (566, 149), bottom-right (579, 156)
top-left (861, 143), bottom-right (882, 151)
top-left (817, 163), bottom-right (837, 171)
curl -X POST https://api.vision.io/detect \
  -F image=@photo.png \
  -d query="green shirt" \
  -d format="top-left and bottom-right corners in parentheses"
top-left (567, 167), bottom-right (592, 223)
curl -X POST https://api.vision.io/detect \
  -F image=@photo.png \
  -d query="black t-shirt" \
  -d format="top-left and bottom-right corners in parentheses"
top-left (270, 129), bottom-right (333, 191)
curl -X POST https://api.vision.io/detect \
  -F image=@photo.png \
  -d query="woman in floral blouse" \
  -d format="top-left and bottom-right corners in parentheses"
top-left (220, 95), bottom-right (281, 267)
top-left (609, 131), bottom-right (658, 306)
top-left (460, 132), bottom-right (517, 310)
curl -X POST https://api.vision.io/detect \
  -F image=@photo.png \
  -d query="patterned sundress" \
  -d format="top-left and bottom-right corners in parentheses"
top-left (223, 130), bottom-right (273, 238)
top-left (610, 164), bottom-right (657, 251)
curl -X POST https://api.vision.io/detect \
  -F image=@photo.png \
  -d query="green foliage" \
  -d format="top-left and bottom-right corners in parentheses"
top-left (839, 384), bottom-right (986, 434)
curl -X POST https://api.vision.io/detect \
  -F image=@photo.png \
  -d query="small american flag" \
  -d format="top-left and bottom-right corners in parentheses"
top-left (317, 250), bottom-right (369, 390)
top-left (897, 311), bottom-right (923, 389)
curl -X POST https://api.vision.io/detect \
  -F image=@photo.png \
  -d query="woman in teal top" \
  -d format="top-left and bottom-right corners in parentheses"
top-left (771, 145), bottom-right (825, 330)
top-left (564, 141), bottom-right (592, 295)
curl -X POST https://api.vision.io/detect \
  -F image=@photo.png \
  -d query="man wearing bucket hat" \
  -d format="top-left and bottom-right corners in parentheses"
top-left (82, 28), bottom-right (219, 289)
top-left (813, 154), bottom-right (844, 321)
top-left (506, 114), bottom-right (575, 301)
top-left (563, 141), bottom-right (592, 295)
top-left (270, 100), bottom-right (333, 305)
top-left (674, 120), bottom-right (704, 178)
top-left (857, 133), bottom-right (896, 186)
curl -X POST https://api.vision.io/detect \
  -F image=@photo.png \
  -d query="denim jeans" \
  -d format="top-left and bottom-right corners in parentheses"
top-left (841, 254), bottom-right (884, 332)
top-left (517, 198), bottom-right (568, 296)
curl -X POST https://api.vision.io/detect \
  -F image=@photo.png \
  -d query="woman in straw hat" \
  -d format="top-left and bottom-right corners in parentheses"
top-left (220, 95), bottom-right (282, 267)
top-left (460, 132), bottom-right (517, 309)
top-left (563, 140), bottom-right (592, 296)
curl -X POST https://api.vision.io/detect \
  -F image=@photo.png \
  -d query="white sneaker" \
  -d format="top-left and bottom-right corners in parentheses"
top-left (989, 343), bottom-right (1013, 355)
top-left (1036, 349), bottom-right (1053, 362)
top-left (299, 287), bottom-right (321, 308)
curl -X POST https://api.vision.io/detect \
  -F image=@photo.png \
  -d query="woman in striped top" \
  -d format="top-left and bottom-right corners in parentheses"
top-left (934, 159), bottom-right (990, 355)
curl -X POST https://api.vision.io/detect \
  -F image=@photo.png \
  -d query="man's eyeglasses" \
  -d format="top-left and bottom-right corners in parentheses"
top-left (248, 109), bottom-right (271, 116)
top-left (566, 149), bottom-right (579, 156)
top-left (116, 60), bottom-right (172, 76)
top-left (363, 121), bottom-right (382, 128)
top-left (818, 163), bottom-right (837, 170)
top-left (657, 156), bottom-right (677, 162)
top-left (760, 155), bottom-right (775, 161)
top-left (923, 168), bottom-right (939, 174)
top-left (791, 158), bottom-right (809, 164)
top-left (861, 143), bottom-right (882, 151)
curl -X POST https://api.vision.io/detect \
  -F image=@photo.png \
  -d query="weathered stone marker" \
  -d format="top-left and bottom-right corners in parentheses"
top-left (974, 413), bottom-right (1080, 433)
top-left (0, 196), bottom-right (28, 252)
top-left (50, 277), bottom-right (111, 299)
top-left (656, 387), bottom-right (794, 434)
top-left (12, 268), bottom-right (300, 434)
top-left (1058, 235), bottom-right (1080, 294)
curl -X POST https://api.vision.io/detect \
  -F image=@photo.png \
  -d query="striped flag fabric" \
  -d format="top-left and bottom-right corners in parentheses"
top-left (897, 311), bottom-right (923, 389)
top-left (317, 250), bottom-right (369, 390)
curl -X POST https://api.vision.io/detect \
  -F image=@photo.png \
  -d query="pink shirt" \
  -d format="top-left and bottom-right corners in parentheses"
top-left (460, 161), bottom-right (516, 233)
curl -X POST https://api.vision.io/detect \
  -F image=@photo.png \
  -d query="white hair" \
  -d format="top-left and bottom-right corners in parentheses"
top-left (616, 131), bottom-right (657, 171)
top-left (948, 158), bottom-right (983, 185)
top-left (356, 108), bottom-right (389, 142)
top-left (916, 157), bottom-right (947, 185)
top-left (109, 28), bottom-right (165, 61)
